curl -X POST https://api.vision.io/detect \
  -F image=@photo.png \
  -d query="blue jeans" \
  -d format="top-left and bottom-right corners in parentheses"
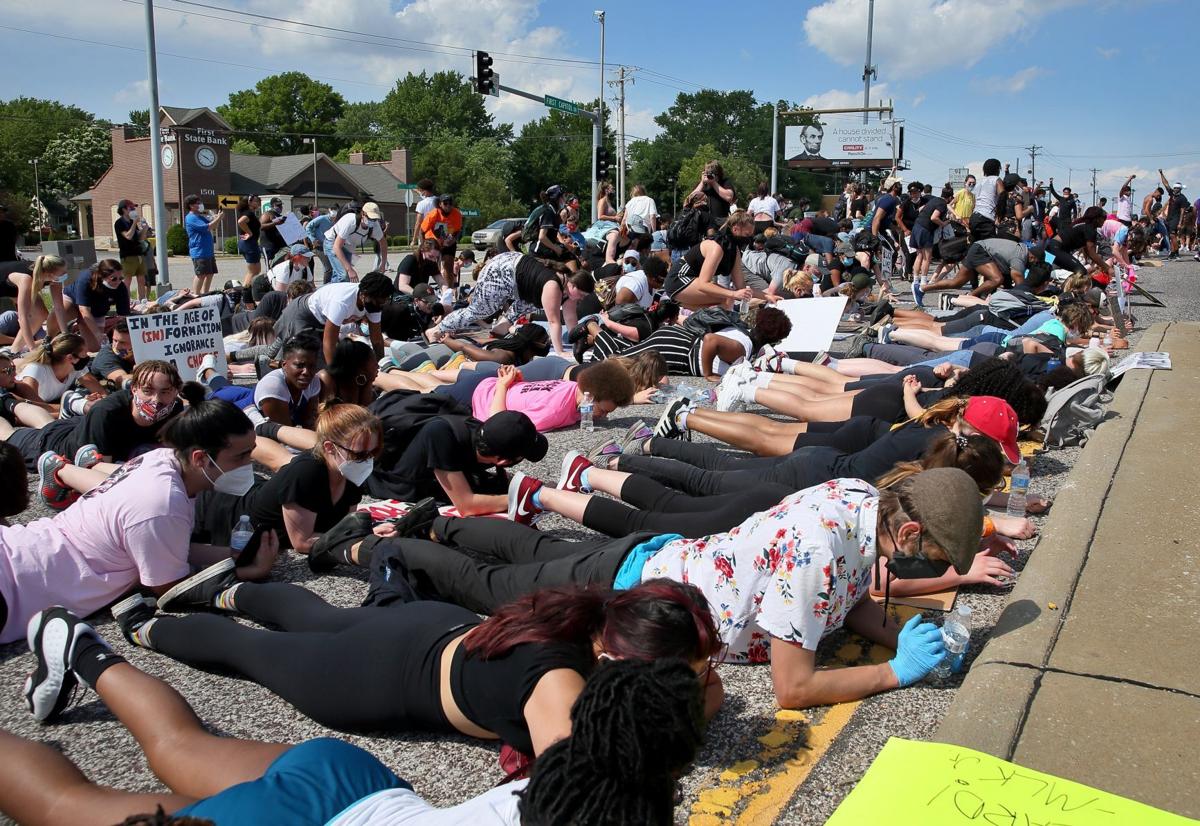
top-left (914, 350), bottom-right (976, 369)
top-left (960, 331), bottom-right (1008, 348)
top-left (1009, 310), bottom-right (1054, 338)
top-left (1153, 219), bottom-right (1171, 251)
top-left (324, 239), bottom-right (349, 283)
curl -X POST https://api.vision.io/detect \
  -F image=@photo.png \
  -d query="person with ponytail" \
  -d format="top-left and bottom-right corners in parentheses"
top-left (0, 254), bottom-right (70, 354)
top-left (107, 576), bottom-right (721, 760)
top-left (194, 403), bottom-right (379, 555)
top-left (661, 210), bottom-right (758, 309)
top-left (14, 332), bottom-right (104, 407)
top-left (0, 387), bottom-right (278, 646)
top-left (62, 258), bottom-right (131, 350)
top-left (9, 622), bottom-right (703, 826)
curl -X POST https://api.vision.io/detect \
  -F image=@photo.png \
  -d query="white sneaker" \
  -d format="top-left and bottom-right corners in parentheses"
top-left (715, 368), bottom-right (749, 412)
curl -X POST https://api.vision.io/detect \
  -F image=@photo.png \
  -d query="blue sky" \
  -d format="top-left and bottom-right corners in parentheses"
top-left (1, 0), bottom-right (1194, 202)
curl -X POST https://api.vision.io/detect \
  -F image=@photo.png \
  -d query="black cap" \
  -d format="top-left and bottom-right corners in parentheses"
top-left (1003, 173), bottom-right (1023, 189)
top-left (411, 282), bottom-right (435, 302)
top-left (250, 273), bottom-right (273, 302)
top-left (480, 411), bottom-right (548, 462)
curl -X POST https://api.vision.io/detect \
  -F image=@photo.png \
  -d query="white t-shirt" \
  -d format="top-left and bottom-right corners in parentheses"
top-left (710, 327), bottom-right (752, 375)
top-left (644, 481), bottom-right (879, 663)
top-left (614, 270), bottom-right (652, 308)
top-left (269, 260), bottom-right (311, 290)
top-left (973, 176), bottom-right (1001, 220)
top-left (325, 213), bottom-right (384, 248)
top-left (624, 194), bottom-right (657, 225)
top-left (253, 368), bottom-right (322, 410)
top-left (0, 448), bottom-right (193, 643)
top-left (414, 194), bottom-right (438, 219)
top-left (327, 780), bottom-right (525, 826)
top-left (747, 196), bottom-right (781, 219)
top-left (307, 282), bottom-right (382, 326)
top-left (17, 361), bottom-right (83, 402)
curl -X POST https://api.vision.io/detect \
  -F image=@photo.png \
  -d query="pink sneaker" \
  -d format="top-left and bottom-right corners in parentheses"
top-left (507, 472), bottom-right (544, 525)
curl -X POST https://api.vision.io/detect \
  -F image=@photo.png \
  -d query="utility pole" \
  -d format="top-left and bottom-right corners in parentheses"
top-left (302, 137), bottom-right (318, 213)
top-left (1090, 168), bottom-right (1100, 205)
top-left (608, 66), bottom-right (633, 208)
top-left (770, 101), bottom-right (779, 194)
top-left (143, 0), bottom-right (170, 289)
top-left (28, 159), bottom-right (41, 231)
top-left (861, 0), bottom-right (877, 124)
top-left (1026, 145), bottom-right (1042, 183)
top-left (593, 10), bottom-right (605, 221)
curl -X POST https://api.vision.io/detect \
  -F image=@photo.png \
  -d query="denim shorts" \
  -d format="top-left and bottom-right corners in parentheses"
top-left (237, 239), bottom-right (262, 264)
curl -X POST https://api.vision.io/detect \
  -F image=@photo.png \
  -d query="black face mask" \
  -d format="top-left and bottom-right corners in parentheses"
top-left (875, 526), bottom-right (951, 626)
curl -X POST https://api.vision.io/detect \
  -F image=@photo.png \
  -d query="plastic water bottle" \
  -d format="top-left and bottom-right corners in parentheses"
top-left (1103, 330), bottom-right (1113, 350)
top-left (930, 605), bottom-right (973, 681)
top-left (1006, 458), bottom-right (1030, 518)
top-left (738, 296), bottom-right (750, 316)
top-left (1088, 335), bottom-right (1100, 350)
top-left (230, 515), bottom-right (254, 552)
top-left (579, 391), bottom-right (594, 433)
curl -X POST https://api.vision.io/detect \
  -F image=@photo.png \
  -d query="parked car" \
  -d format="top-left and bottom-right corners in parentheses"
top-left (472, 218), bottom-right (525, 251)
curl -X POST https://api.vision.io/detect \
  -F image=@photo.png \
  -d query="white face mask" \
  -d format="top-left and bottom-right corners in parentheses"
top-left (623, 262), bottom-right (636, 273)
top-left (54, 272), bottom-right (70, 283)
top-left (129, 209), bottom-right (139, 220)
top-left (204, 456), bottom-right (255, 496)
top-left (338, 457), bottom-right (374, 487)
top-left (197, 203), bottom-right (206, 212)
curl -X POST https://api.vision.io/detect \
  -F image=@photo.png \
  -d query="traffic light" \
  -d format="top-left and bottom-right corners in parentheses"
top-left (596, 147), bottom-right (610, 180)
top-left (474, 51), bottom-right (494, 95)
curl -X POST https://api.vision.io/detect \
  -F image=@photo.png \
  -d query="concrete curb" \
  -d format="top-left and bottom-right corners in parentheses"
top-left (934, 322), bottom-right (1171, 758)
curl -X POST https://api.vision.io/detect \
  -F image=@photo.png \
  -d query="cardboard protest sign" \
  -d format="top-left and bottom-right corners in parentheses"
top-left (828, 738), bottom-right (1192, 825)
top-left (127, 307), bottom-right (227, 382)
top-left (278, 213), bottom-right (305, 246)
top-left (774, 295), bottom-right (849, 353)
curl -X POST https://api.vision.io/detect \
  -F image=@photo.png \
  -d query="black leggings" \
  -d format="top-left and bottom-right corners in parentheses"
top-left (148, 584), bottom-right (475, 733)
top-left (580, 473), bottom-right (792, 538)
top-left (390, 516), bottom-right (648, 614)
top-left (940, 309), bottom-right (1016, 336)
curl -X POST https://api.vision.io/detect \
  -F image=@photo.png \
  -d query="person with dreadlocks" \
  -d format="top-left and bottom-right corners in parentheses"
top-left (652, 357), bottom-right (1047, 453)
top-left (10, 602), bottom-right (707, 826)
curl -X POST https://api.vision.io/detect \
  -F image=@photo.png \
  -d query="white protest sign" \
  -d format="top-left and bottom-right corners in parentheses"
top-left (278, 213), bottom-right (306, 246)
top-left (774, 295), bottom-right (849, 352)
top-left (127, 307), bottom-right (227, 382)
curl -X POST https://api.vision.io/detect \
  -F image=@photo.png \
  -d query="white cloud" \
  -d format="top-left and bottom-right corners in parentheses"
top-left (803, 0), bottom-right (1084, 77)
top-left (911, 93), bottom-right (926, 108)
top-left (114, 80), bottom-right (150, 105)
top-left (800, 83), bottom-right (892, 112)
top-left (1096, 46), bottom-right (1120, 59)
top-left (971, 67), bottom-right (1046, 95)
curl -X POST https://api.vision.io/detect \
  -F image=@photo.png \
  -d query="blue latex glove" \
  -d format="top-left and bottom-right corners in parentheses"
top-left (888, 613), bottom-right (946, 687)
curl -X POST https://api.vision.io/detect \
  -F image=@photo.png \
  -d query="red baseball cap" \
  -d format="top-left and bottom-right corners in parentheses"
top-left (963, 396), bottom-right (1020, 464)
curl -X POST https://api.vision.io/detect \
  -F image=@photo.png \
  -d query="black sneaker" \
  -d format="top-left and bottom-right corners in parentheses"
top-left (308, 511), bottom-right (374, 572)
top-left (654, 397), bottom-right (690, 440)
top-left (157, 558), bottom-right (238, 612)
top-left (24, 607), bottom-right (92, 723)
top-left (844, 331), bottom-right (873, 359)
top-left (111, 594), bottom-right (158, 644)
top-left (386, 497), bottom-right (439, 540)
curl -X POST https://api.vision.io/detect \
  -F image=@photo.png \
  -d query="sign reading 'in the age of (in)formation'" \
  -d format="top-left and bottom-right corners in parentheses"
top-left (127, 307), bottom-right (227, 382)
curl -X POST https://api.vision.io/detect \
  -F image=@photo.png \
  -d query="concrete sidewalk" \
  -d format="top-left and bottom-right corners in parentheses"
top-left (936, 321), bottom-right (1200, 819)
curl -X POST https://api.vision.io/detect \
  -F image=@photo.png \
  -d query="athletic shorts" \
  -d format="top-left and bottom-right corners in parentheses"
top-left (432, 369), bottom-right (489, 408)
top-left (174, 738), bottom-right (407, 826)
top-left (192, 257), bottom-right (219, 276)
top-left (962, 242), bottom-right (1000, 272)
top-left (910, 224), bottom-right (934, 250)
top-left (121, 256), bottom-right (147, 280)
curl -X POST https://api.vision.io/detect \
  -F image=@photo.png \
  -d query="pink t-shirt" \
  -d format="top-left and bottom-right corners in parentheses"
top-left (471, 378), bottom-right (581, 432)
top-left (0, 448), bottom-right (194, 643)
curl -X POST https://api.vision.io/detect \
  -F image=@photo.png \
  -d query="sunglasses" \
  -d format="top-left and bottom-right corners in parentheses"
top-left (334, 442), bottom-right (374, 462)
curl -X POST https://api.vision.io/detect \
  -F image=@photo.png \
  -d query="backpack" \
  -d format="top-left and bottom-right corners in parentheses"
top-left (366, 390), bottom-right (475, 499)
top-left (1038, 374), bottom-right (1110, 449)
top-left (682, 307), bottom-right (749, 338)
top-left (667, 207), bottom-right (704, 249)
top-left (520, 204), bottom-right (551, 244)
top-left (763, 235), bottom-right (810, 265)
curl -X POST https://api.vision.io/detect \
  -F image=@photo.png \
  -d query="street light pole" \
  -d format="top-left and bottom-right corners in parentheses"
top-left (862, 0), bottom-right (876, 125)
top-left (770, 101), bottom-right (779, 194)
top-left (669, 177), bottom-right (677, 214)
top-left (29, 159), bottom-right (41, 233)
top-left (592, 9), bottom-right (605, 222)
top-left (143, 0), bottom-right (170, 288)
top-left (303, 137), bottom-right (318, 212)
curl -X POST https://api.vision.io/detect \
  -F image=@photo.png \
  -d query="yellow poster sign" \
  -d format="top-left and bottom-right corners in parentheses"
top-left (827, 738), bottom-right (1194, 825)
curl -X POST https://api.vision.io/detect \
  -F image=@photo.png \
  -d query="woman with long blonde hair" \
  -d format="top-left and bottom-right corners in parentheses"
top-left (0, 254), bottom-right (69, 354)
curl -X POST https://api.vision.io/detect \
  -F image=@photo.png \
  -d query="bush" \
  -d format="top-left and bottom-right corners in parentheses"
top-left (166, 224), bottom-right (188, 256)
top-left (388, 235), bottom-right (409, 247)
top-left (223, 237), bottom-right (239, 255)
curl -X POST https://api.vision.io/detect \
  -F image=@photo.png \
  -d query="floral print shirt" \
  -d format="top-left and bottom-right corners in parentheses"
top-left (644, 479), bottom-right (879, 664)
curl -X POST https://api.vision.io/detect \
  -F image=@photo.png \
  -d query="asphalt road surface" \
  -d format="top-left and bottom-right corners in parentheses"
top-left (0, 253), bottom-right (1193, 825)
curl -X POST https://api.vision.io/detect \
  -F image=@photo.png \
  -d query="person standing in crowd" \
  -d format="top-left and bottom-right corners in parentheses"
top-left (113, 200), bottom-right (151, 301)
top-left (420, 194), bottom-right (463, 286)
top-left (1158, 169), bottom-right (1189, 260)
top-left (971, 159), bottom-right (1005, 241)
top-left (951, 174), bottom-right (976, 225)
top-left (413, 178), bottom-right (438, 223)
top-left (0, 205), bottom-right (17, 263)
top-left (910, 187), bottom-right (948, 291)
top-left (623, 184), bottom-right (659, 238)
top-left (304, 205), bottom-right (335, 283)
top-left (235, 195), bottom-right (263, 289)
top-left (747, 182), bottom-right (782, 235)
top-left (1115, 174), bottom-right (1136, 227)
top-left (692, 162), bottom-right (736, 223)
top-left (324, 202), bottom-right (388, 283)
top-left (183, 195), bottom-right (222, 296)
top-left (1047, 178), bottom-right (1078, 230)
top-left (595, 181), bottom-right (620, 222)
top-left (259, 197), bottom-right (288, 267)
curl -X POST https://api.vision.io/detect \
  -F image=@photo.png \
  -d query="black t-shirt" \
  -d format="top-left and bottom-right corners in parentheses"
top-left (771, 423), bottom-right (948, 490)
top-left (260, 211), bottom-right (286, 249)
top-left (237, 208), bottom-right (261, 240)
top-left (1010, 352), bottom-right (1055, 379)
top-left (900, 197), bottom-right (921, 229)
top-left (1056, 222), bottom-right (1097, 252)
top-left (1166, 192), bottom-right (1188, 222)
top-left (388, 417), bottom-right (492, 503)
top-left (514, 256), bottom-right (560, 305)
top-left (915, 197), bottom-right (949, 231)
top-left (0, 218), bottom-right (17, 262)
top-left (114, 217), bottom-right (143, 259)
top-left (42, 388), bottom-right (182, 461)
top-left (454, 640), bottom-right (594, 756)
top-left (88, 344), bottom-right (135, 383)
top-left (245, 452), bottom-right (362, 549)
top-left (702, 179), bottom-right (733, 221)
top-left (395, 253), bottom-right (439, 287)
top-left (849, 196), bottom-right (868, 217)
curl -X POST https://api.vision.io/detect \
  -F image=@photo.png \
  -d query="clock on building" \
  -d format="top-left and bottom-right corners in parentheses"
top-left (160, 145), bottom-right (175, 169)
top-left (195, 146), bottom-right (218, 170)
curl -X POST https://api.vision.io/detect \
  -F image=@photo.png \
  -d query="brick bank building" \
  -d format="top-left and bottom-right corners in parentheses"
top-left (74, 106), bottom-right (416, 248)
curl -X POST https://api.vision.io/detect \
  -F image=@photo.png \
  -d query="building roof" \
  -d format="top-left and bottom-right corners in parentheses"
top-left (160, 106), bottom-right (233, 130)
top-left (339, 163), bottom-right (407, 205)
top-left (230, 153), bottom-right (406, 204)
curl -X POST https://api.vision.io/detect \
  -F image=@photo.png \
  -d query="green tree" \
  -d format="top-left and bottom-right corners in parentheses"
top-left (127, 108), bottom-right (150, 136)
top-left (230, 139), bottom-right (260, 155)
top-left (40, 124), bottom-right (112, 202)
top-left (377, 71), bottom-right (499, 157)
top-left (411, 131), bottom-right (523, 232)
top-left (676, 145), bottom-right (763, 211)
top-left (0, 97), bottom-right (96, 196)
top-left (508, 99), bottom-right (614, 220)
top-left (218, 72), bottom-right (347, 156)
